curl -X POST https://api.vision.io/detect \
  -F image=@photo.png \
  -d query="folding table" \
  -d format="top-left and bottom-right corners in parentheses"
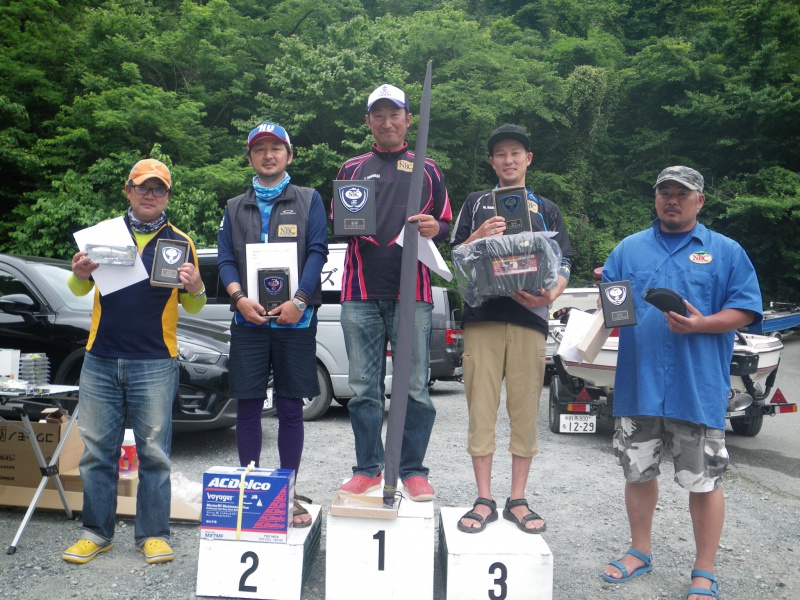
top-left (0, 385), bottom-right (79, 554)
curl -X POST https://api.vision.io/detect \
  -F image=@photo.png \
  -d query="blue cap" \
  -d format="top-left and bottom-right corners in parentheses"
top-left (247, 122), bottom-right (291, 149)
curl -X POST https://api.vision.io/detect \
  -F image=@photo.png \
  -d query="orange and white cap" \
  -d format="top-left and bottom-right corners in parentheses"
top-left (128, 159), bottom-right (172, 189)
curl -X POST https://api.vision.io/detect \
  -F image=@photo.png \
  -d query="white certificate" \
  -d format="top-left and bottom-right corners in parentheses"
top-left (73, 217), bottom-right (148, 295)
top-left (245, 242), bottom-right (299, 300)
top-left (396, 226), bottom-right (453, 282)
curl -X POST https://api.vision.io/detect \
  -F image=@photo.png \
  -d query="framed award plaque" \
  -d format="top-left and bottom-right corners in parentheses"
top-left (332, 180), bottom-right (376, 237)
top-left (599, 280), bottom-right (637, 328)
top-left (150, 239), bottom-right (190, 288)
top-left (492, 186), bottom-right (532, 235)
top-left (258, 268), bottom-right (291, 315)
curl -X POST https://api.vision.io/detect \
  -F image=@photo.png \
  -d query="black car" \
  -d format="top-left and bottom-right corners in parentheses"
top-left (0, 254), bottom-right (235, 432)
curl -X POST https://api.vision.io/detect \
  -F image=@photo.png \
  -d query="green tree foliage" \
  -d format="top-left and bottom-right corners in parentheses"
top-left (0, 0), bottom-right (797, 299)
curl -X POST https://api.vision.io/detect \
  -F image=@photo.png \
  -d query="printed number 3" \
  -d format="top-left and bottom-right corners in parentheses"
top-left (488, 561), bottom-right (507, 600)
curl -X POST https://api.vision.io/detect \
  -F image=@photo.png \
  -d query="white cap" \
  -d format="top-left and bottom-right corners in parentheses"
top-left (366, 84), bottom-right (410, 112)
top-left (123, 429), bottom-right (135, 446)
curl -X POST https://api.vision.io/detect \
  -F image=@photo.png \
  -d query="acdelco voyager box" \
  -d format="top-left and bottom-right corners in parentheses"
top-left (201, 466), bottom-right (294, 543)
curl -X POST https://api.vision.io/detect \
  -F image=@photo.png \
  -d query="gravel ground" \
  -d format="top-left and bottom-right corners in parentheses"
top-left (1, 379), bottom-right (798, 599)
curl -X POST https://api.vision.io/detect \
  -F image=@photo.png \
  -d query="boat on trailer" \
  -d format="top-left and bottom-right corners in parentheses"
top-left (550, 322), bottom-right (796, 437)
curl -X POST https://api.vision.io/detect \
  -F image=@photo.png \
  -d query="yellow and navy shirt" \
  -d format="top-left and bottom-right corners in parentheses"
top-left (70, 217), bottom-right (203, 359)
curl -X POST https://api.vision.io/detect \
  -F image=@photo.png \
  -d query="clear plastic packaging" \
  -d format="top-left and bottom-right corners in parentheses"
top-left (452, 231), bottom-right (562, 307)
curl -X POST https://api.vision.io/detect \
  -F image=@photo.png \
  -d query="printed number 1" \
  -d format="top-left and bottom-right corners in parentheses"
top-left (373, 530), bottom-right (385, 571)
top-left (488, 561), bottom-right (507, 600)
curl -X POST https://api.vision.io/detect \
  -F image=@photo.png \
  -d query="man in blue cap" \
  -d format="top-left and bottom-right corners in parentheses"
top-left (218, 121), bottom-right (328, 527)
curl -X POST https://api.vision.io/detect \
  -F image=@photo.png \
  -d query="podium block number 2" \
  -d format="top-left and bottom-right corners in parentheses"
top-left (239, 551), bottom-right (259, 593)
top-left (373, 530), bottom-right (385, 571)
top-left (489, 562), bottom-right (508, 600)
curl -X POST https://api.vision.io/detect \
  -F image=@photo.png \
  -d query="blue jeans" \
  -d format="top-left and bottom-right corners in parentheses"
top-left (78, 352), bottom-right (177, 546)
top-left (341, 300), bottom-right (435, 481)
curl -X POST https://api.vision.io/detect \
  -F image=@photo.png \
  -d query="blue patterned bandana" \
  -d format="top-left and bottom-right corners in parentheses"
top-left (252, 173), bottom-right (291, 202)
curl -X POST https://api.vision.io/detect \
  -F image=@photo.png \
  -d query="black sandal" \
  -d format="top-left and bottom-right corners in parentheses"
top-left (292, 494), bottom-right (313, 529)
top-left (457, 497), bottom-right (498, 533)
top-left (502, 497), bottom-right (546, 534)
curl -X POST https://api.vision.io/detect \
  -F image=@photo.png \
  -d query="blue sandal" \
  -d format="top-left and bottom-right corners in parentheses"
top-left (601, 547), bottom-right (653, 582)
top-left (686, 569), bottom-right (720, 599)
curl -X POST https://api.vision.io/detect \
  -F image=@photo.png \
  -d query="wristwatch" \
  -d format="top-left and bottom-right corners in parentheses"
top-left (292, 297), bottom-right (307, 312)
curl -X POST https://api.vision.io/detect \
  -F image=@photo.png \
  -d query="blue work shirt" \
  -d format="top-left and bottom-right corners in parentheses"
top-left (603, 220), bottom-right (763, 429)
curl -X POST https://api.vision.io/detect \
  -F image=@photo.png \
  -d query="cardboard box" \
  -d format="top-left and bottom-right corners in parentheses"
top-left (0, 485), bottom-right (201, 521)
top-left (577, 311), bottom-right (612, 363)
top-left (60, 466), bottom-right (138, 498)
top-left (0, 414), bottom-right (83, 489)
top-left (201, 466), bottom-right (295, 543)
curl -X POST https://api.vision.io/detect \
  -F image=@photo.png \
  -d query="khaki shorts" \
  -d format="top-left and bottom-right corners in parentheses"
top-left (613, 416), bottom-right (728, 493)
top-left (463, 321), bottom-right (545, 457)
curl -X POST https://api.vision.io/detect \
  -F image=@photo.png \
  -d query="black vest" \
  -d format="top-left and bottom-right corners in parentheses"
top-left (225, 185), bottom-right (322, 306)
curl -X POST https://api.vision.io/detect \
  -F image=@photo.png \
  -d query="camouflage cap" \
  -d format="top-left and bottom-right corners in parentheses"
top-left (654, 166), bottom-right (704, 193)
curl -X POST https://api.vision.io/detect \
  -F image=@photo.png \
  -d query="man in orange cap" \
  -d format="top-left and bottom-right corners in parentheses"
top-left (63, 158), bottom-right (206, 565)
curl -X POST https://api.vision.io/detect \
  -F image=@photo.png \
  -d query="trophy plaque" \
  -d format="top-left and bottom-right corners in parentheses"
top-left (86, 244), bottom-right (137, 267)
top-left (150, 239), bottom-right (189, 288)
top-left (493, 186), bottom-right (532, 235)
top-left (599, 280), bottom-right (637, 328)
top-left (258, 268), bottom-right (291, 315)
top-left (332, 180), bottom-right (376, 237)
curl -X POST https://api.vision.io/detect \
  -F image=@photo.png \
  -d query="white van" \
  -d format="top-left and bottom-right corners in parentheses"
top-left (184, 245), bottom-right (393, 420)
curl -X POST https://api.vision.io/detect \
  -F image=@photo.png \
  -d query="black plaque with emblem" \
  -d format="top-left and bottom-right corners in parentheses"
top-left (332, 180), bottom-right (376, 237)
top-left (257, 268), bottom-right (291, 315)
top-left (493, 186), bottom-right (532, 235)
top-left (599, 280), bottom-right (637, 328)
top-left (150, 239), bottom-right (190, 288)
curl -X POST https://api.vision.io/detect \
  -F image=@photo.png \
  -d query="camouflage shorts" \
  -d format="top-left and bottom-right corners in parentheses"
top-left (613, 416), bottom-right (728, 493)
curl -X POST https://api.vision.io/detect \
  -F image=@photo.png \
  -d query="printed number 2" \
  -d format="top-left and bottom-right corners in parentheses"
top-left (488, 561), bottom-right (507, 600)
top-left (239, 551), bottom-right (259, 593)
top-left (373, 530), bottom-right (385, 571)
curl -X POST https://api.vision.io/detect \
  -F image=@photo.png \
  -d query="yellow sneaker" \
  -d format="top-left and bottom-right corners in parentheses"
top-left (62, 539), bottom-right (113, 564)
top-left (139, 538), bottom-right (174, 564)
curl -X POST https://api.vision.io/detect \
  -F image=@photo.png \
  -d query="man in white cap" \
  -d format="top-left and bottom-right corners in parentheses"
top-left (601, 166), bottom-right (763, 600)
top-left (64, 159), bottom-right (206, 565)
top-left (332, 84), bottom-right (452, 501)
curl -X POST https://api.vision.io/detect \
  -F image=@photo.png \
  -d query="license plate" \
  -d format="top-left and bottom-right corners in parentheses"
top-left (263, 388), bottom-right (273, 411)
top-left (726, 410), bottom-right (746, 418)
top-left (560, 414), bottom-right (596, 433)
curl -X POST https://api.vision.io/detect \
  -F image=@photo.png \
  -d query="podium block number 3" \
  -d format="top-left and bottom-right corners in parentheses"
top-left (373, 530), bottom-right (385, 571)
top-left (489, 562), bottom-right (508, 600)
top-left (239, 551), bottom-right (259, 593)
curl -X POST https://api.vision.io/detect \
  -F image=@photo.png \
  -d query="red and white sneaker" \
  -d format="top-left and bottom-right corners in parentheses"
top-left (403, 476), bottom-right (435, 502)
top-left (339, 473), bottom-right (383, 496)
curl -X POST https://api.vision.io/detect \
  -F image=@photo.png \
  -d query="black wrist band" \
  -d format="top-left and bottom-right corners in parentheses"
top-left (230, 290), bottom-right (245, 308)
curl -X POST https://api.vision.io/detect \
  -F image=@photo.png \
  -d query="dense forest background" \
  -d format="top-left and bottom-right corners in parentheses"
top-left (1, 0), bottom-right (798, 299)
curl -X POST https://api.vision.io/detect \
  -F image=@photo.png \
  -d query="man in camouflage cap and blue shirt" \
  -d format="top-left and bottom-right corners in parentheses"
top-left (600, 166), bottom-right (763, 600)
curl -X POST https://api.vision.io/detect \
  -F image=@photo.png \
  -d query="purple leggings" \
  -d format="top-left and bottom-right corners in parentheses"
top-left (236, 397), bottom-right (304, 474)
